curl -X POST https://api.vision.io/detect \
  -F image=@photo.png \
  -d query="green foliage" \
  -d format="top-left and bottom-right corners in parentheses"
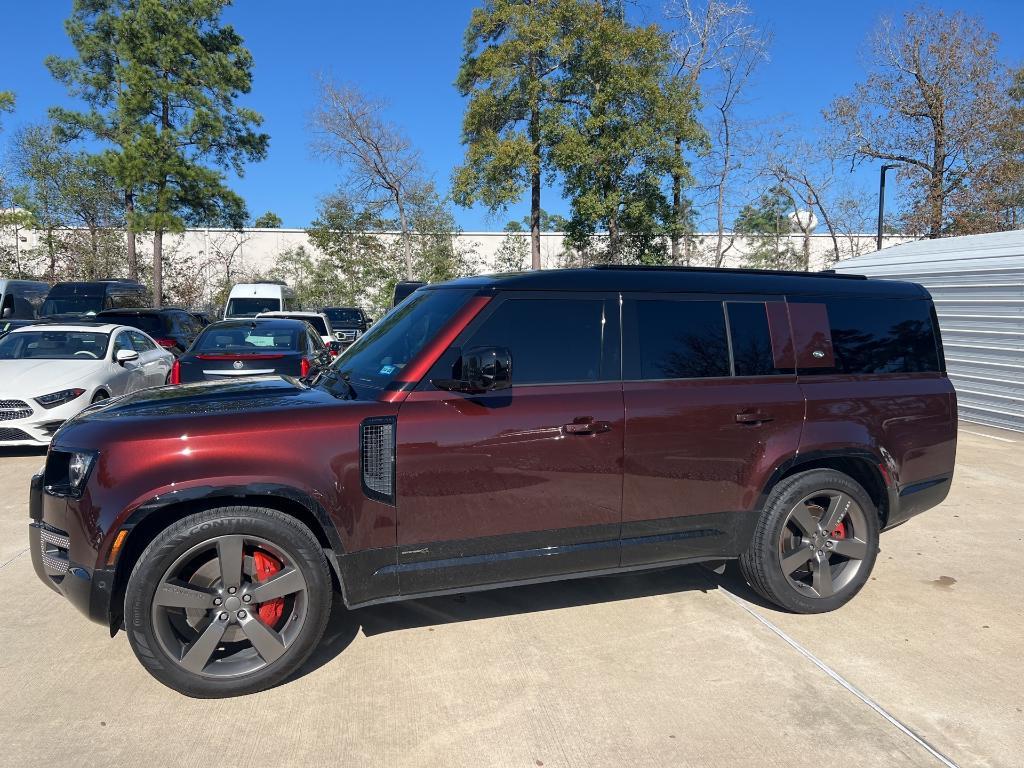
top-left (6, 124), bottom-right (126, 281)
top-left (0, 91), bottom-right (13, 131)
top-left (554, 5), bottom-right (698, 264)
top-left (253, 211), bottom-right (283, 228)
top-left (734, 186), bottom-right (800, 269)
top-left (493, 231), bottom-right (528, 272)
top-left (504, 210), bottom-right (569, 232)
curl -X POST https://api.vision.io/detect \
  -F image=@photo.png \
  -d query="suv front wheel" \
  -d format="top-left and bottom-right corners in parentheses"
top-left (125, 506), bottom-right (331, 697)
top-left (740, 469), bottom-right (880, 613)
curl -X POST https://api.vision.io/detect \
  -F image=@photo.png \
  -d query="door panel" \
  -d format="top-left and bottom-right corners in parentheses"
top-left (620, 296), bottom-right (803, 566)
top-left (395, 382), bottom-right (624, 593)
top-left (393, 292), bottom-right (624, 595)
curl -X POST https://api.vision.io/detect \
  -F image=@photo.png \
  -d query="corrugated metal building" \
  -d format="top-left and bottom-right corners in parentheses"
top-left (834, 231), bottom-right (1024, 432)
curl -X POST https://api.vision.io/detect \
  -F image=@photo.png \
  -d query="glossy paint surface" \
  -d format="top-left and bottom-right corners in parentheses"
top-left (396, 382), bottom-right (624, 546)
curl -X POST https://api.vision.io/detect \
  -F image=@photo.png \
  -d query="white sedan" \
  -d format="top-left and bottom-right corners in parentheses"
top-left (0, 323), bottom-right (174, 446)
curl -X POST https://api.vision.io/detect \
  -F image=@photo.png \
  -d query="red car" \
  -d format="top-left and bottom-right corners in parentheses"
top-left (29, 266), bottom-right (957, 697)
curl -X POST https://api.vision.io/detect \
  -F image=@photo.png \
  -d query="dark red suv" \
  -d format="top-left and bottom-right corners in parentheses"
top-left (29, 267), bottom-right (957, 697)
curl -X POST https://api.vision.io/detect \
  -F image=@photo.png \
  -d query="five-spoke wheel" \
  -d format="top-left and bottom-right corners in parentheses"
top-left (126, 507), bottom-right (331, 698)
top-left (740, 469), bottom-right (880, 613)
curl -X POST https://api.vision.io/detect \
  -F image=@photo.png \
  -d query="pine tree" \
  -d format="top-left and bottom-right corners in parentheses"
top-left (47, 0), bottom-right (268, 305)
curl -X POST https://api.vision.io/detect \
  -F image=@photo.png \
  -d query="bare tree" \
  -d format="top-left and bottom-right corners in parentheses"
top-left (826, 9), bottom-right (1008, 238)
top-left (310, 77), bottom-right (422, 280)
top-left (666, 0), bottom-right (769, 266)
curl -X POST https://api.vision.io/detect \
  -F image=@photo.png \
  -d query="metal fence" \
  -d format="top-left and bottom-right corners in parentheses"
top-left (834, 231), bottom-right (1024, 432)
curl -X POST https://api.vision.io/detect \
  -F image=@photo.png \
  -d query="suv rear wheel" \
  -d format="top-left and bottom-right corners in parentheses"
top-left (124, 506), bottom-right (331, 697)
top-left (740, 469), bottom-right (879, 613)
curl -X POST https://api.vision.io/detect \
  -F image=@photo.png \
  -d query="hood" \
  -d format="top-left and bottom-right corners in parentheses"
top-left (0, 359), bottom-right (102, 398)
top-left (61, 375), bottom-right (345, 430)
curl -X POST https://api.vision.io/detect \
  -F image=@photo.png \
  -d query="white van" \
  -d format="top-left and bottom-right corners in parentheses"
top-left (223, 281), bottom-right (299, 319)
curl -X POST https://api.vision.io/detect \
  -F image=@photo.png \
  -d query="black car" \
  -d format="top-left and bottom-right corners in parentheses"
top-left (39, 280), bottom-right (151, 317)
top-left (170, 318), bottom-right (332, 384)
top-left (321, 306), bottom-right (370, 344)
top-left (96, 308), bottom-right (203, 356)
top-left (392, 281), bottom-right (426, 307)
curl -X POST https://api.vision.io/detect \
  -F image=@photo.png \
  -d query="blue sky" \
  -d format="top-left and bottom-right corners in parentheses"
top-left (2, 0), bottom-right (1023, 230)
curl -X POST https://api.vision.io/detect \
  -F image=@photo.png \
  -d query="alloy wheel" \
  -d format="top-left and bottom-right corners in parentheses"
top-left (150, 534), bottom-right (309, 677)
top-left (777, 490), bottom-right (870, 598)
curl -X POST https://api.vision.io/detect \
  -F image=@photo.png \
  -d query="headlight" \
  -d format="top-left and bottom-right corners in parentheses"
top-left (35, 388), bottom-right (86, 409)
top-left (43, 449), bottom-right (97, 497)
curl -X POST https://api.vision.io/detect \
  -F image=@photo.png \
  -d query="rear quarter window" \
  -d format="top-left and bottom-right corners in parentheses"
top-left (791, 297), bottom-right (940, 375)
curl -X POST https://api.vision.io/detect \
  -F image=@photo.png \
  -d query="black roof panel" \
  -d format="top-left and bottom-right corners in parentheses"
top-left (424, 266), bottom-right (927, 298)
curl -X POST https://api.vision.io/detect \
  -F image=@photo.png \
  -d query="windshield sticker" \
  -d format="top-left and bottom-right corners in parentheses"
top-left (378, 364), bottom-right (397, 375)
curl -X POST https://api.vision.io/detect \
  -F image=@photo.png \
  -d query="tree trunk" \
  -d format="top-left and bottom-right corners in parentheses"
top-left (125, 189), bottom-right (137, 280)
top-left (529, 106), bottom-right (542, 271)
top-left (153, 228), bottom-right (163, 308)
top-left (46, 227), bottom-right (57, 282)
top-left (670, 137), bottom-right (682, 264)
top-left (608, 209), bottom-right (620, 264)
top-left (396, 195), bottom-right (413, 280)
top-left (714, 109), bottom-right (731, 268)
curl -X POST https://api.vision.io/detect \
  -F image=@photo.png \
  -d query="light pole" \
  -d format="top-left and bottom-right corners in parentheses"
top-left (877, 164), bottom-right (897, 250)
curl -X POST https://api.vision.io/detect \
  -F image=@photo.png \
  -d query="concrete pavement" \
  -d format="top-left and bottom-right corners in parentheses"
top-left (0, 428), bottom-right (1021, 768)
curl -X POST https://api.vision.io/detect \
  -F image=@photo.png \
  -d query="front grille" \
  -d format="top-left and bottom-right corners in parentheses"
top-left (37, 523), bottom-right (70, 579)
top-left (0, 399), bottom-right (32, 421)
top-left (337, 330), bottom-right (356, 341)
top-left (360, 417), bottom-right (396, 504)
top-left (0, 427), bottom-right (32, 442)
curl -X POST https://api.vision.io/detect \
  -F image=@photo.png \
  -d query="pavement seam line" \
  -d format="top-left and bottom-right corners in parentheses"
top-left (0, 548), bottom-right (28, 571)
top-left (960, 429), bottom-right (1017, 443)
top-left (720, 590), bottom-right (961, 768)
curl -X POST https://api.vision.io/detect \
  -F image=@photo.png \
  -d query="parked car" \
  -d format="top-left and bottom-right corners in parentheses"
top-left (392, 280), bottom-right (426, 307)
top-left (39, 280), bottom-right (152, 318)
top-left (96, 308), bottom-right (204, 356)
top-left (169, 318), bottom-right (332, 384)
top-left (223, 281), bottom-right (299, 319)
top-left (0, 279), bottom-right (49, 320)
top-left (0, 319), bottom-right (38, 339)
top-left (190, 311), bottom-right (215, 328)
top-left (28, 266), bottom-right (957, 697)
top-left (256, 310), bottom-right (336, 347)
top-left (321, 306), bottom-right (370, 344)
top-left (0, 322), bottom-right (173, 446)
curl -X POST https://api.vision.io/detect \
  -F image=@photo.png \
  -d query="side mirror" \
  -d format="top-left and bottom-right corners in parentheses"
top-left (433, 346), bottom-right (512, 394)
top-left (115, 349), bottom-right (140, 364)
top-left (1, 307), bottom-right (12, 319)
top-left (328, 340), bottom-right (344, 357)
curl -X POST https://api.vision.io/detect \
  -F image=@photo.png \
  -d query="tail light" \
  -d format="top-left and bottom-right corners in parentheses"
top-left (154, 338), bottom-right (177, 349)
top-left (169, 360), bottom-right (180, 384)
top-left (300, 358), bottom-right (311, 377)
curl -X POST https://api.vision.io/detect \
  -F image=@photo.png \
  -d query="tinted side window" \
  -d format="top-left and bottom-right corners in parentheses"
top-left (727, 302), bottom-right (790, 376)
top-left (794, 298), bottom-right (940, 375)
top-left (466, 298), bottom-right (609, 384)
top-left (631, 300), bottom-right (730, 379)
top-left (129, 330), bottom-right (156, 351)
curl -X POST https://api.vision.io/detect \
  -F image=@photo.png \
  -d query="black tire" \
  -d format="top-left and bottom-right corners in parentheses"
top-left (125, 506), bottom-right (331, 698)
top-left (740, 469), bottom-right (879, 613)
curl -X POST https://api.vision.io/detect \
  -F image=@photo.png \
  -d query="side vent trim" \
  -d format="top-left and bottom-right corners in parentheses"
top-left (360, 416), bottom-right (397, 505)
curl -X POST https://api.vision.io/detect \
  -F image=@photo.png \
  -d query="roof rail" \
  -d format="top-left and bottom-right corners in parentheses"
top-left (590, 265), bottom-right (867, 280)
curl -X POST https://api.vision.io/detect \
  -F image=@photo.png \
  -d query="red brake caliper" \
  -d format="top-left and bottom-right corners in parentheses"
top-left (831, 521), bottom-right (848, 539)
top-left (252, 550), bottom-right (285, 627)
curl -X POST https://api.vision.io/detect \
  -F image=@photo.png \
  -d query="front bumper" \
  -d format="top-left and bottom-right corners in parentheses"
top-left (1, 396), bottom-right (81, 445)
top-left (28, 472), bottom-right (113, 626)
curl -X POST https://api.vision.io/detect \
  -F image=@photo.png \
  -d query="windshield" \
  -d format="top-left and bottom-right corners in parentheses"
top-left (40, 296), bottom-right (104, 316)
top-left (324, 288), bottom-right (473, 395)
top-left (323, 308), bottom-right (363, 325)
top-left (194, 324), bottom-right (300, 353)
top-left (226, 297), bottom-right (282, 318)
top-left (0, 330), bottom-right (110, 360)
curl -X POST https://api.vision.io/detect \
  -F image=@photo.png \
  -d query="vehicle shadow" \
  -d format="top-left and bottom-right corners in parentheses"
top-left (293, 563), bottom-right (719, 683)
top-left (0, 446), bottom-right (47, 458)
